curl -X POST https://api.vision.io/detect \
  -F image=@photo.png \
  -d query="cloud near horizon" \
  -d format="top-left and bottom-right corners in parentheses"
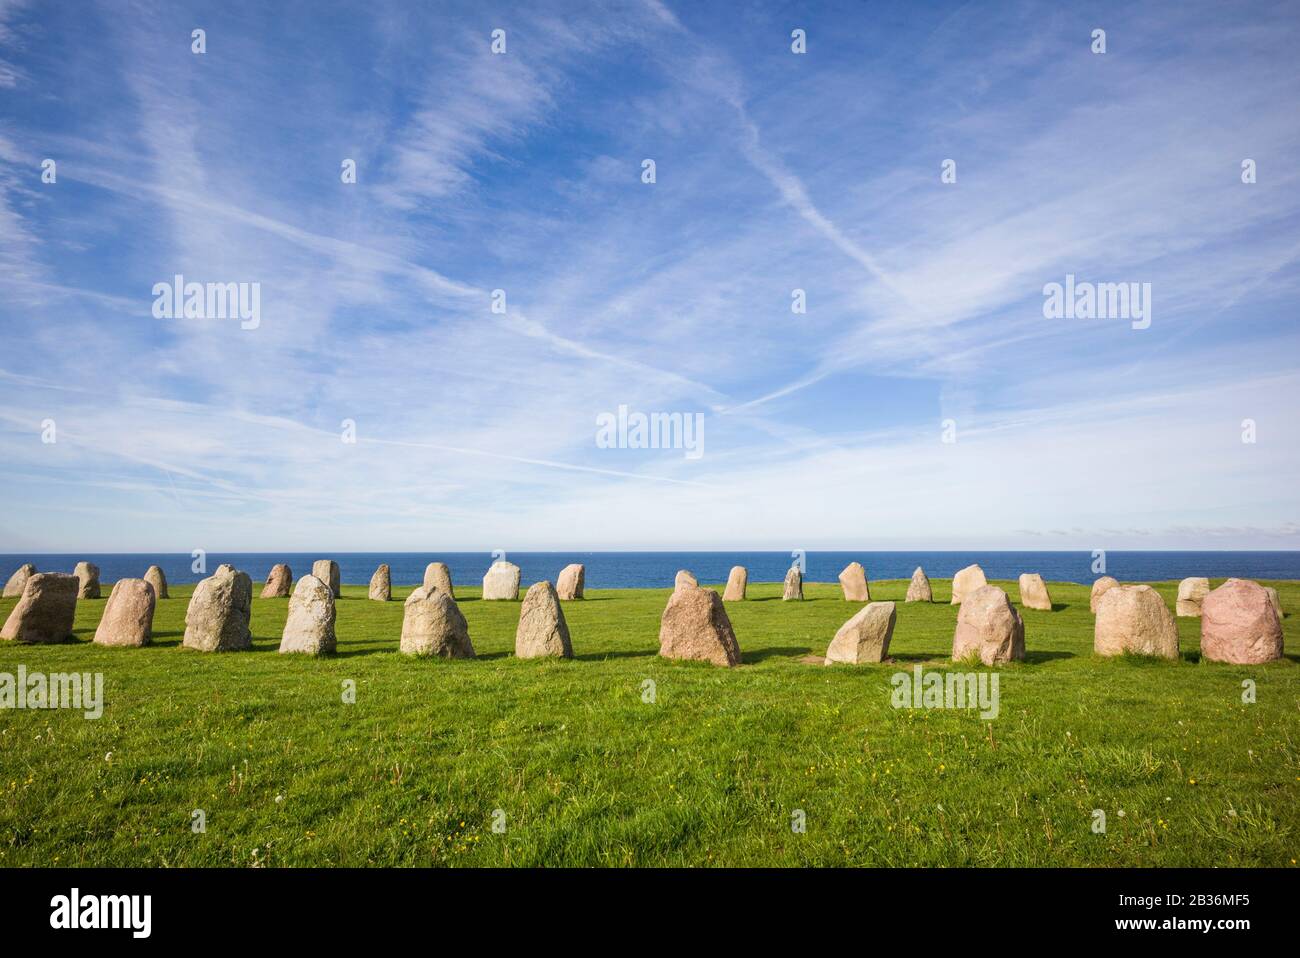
top-left (0, 0), bottom-right (1297, 553)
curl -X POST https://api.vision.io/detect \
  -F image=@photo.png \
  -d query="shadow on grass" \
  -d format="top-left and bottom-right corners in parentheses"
top-left (332, 646), bottom-right (399, 658)
top-left (1023, 650), bottom-right (1076, 664)
top-left (741, 644), bottom-right (812, 663)
top-left (574, 650), bottom-right (658, 661)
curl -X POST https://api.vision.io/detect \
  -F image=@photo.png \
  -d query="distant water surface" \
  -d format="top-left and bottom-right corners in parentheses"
top-left (3, 552), bottom-right (1298, 589)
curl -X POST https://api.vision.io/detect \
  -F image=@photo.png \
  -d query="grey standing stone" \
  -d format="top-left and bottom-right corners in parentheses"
top-left (183, 567), bottom-right (253, 652)
top-left (1094, 584), bottom-right (1178, 659)
top-left (144, 565), bottom-right (169, 599)
top-left (369, 564), bottom-right (391, 601)
top-left (261, 564), bottom-right (293, 598)
top-left (279, 574), bottom-right (337, 655)
top-left (1017, 573), bottom-right (1052, 611)
top-left (952, 585), bottom-right (1025, 665)
top-left (482, 561), bottom-right (521, 601)
top-left (782, 566), bottom-right (803, 601)
top-left (658, 585), bottom-right (741, 667)
top-left (837, 562), bottom-right (870, 601)
top-left (905, 567), bottom-right (932, 603)
top-left (74, 561), bottom-right (100, 599)
top-left (3, 563), bottom-right (36, 598)
top-left (423, 562), bottom-right (455, 597)
top-left (1, 573), bottom-right (78, 644)
top-left (94, 578), bottom-right (156, 647)
top-left (824, 602), bottom-right (896, 665)
top-left (312, 560), bottom-right (341, 598)
top-left (723, 566), bottom-right (747, 601)
top-left (515, 581), bottom-right (574, 658)
top-left (556, 564), bottom-right (585, 600)
top-left (400, 586), bottom-right (475, 657)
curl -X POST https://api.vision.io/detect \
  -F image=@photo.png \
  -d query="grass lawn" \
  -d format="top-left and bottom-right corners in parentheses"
top-left (1, 576), bottom-right (1296, 867)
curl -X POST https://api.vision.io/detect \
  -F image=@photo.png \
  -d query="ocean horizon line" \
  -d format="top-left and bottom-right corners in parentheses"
top-left (6, 550), bottom-right (1300, 589)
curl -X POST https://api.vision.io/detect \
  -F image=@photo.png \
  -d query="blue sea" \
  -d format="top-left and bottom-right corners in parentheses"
top-left (3, 552), bottom-right (1299, 589)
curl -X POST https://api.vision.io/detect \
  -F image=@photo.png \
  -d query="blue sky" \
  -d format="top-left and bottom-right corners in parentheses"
top-left (0, 0), bottom-right (1297, 552)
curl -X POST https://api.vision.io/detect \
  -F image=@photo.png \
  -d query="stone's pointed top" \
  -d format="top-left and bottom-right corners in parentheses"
top-left (906, 567), bottom-right (932, 603)
top-left (1094, 584), bottom-right (1177, 659)
top-left (950, 564), bottom-right (987, 604)
top-left (952, 584), bottom-right (1024, 665)
top-left (280, 574), bottom-right (337, 655)
top-left (556, 563), bottom-right (585, 600)
top-left (261, 564), bottom-right (293, 598)
top-left (94, 578), bottom-right (156, 648)
top-left (837, 562), bottom-right (869, 601)
top-left (659, 584), bottom-right (741, 667)
top-left (673, 570), bottom-right (698, 592)
top-left (516, 581), bottom-right (574, 658)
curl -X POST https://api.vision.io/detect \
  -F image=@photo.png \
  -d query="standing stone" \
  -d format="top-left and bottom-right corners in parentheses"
top-left (783, 566), bottom-right (803, 601)
top-left (556, 563), bottom-right (585, 600)
top-left (182, 567), bottom-right (253, 652)
top-left (515, 581), bottom-right (574, 659)
top-left (482, 561), bottom-right (521, 600)
top-left (216, 564), bottom-right (236, 575)
top-left (824, 602), bottom-right (896, 665)
top-left (261, 564), bottom-right (293, 598)
top-left (952, 585), bottom-right (1025, 665)
top-left (369, 564), bottom-right (391, 601)
top-left (400, 586), bottom-right (475, 657)
top-left (1264, 586), bottom-right (1282, 619)
top-left (674, 570), bottom-right (698, 592)
top-left (1089, 576), bottom-right (1119, 613)
top-left (279, 575), bottom-right (337, 655)
top-left (950, 564), bottom-right (987, 604)
top-left (1, 573), bottom-right (78, 643)
top-left (1200, 579), bottom-right (1284, 665)
top-left (423, 562), bottom-right (455, 597)
top-left (74, 561), bottom-right (101, 599)
top-left (658, 585), bottom-right (741, 667)
top-left (838, 562), bottom-right (870, 602)
top-left (1017, 573), bottom-right (1052, 611)
top-left (312, 559), bottom-right (341, 598)
top-left (1176, 577), bottom-right (1210, 617)
top-left (1094, 585), bottom-right (1178, 659)
top-left (3, 563), bottom-right (36, 598)
top-left (93, 578), bottom-right (156, 648)
top-left (905, 567), bottom-right (932, 603)
top-left (144, 565), bottom-right (169, 599)
top-left (723, 566), bottom-right (747, 601)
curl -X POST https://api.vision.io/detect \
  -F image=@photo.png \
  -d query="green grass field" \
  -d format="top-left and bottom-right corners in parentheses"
top-left (1, 577), bottom-right (1296, 867)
